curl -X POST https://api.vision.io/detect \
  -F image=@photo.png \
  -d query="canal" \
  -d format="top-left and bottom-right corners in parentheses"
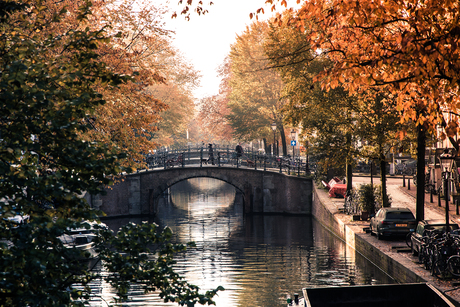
top-left (93, 178), bottom-right (395, 306)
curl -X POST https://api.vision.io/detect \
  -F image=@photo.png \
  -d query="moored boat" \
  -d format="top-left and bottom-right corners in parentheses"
top-left (289, 283), bottom-right (457, 307)
top-left (58, 221), bottom-right (106, 258)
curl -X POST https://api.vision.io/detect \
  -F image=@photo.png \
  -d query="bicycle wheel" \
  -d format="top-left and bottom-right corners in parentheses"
top-left (405, 232), bottom-right (412, 249)
top-left (432, 259), bottom-right (449, 279)
top-left (448, 255), bottom-right (460, 277)
top-left (424, 248), bottom-right (434, 271)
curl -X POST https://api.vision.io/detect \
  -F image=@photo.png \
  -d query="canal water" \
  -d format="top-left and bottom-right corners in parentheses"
top-left (93, 178), bottom-right (395, 306)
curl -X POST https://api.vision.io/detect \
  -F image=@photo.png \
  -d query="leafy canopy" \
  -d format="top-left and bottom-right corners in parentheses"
top-left (0, 0), bottom-right (221, 305)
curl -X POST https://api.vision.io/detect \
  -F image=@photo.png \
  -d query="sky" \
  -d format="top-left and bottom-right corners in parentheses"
top-left (157, 0), bottom-right (276, 100)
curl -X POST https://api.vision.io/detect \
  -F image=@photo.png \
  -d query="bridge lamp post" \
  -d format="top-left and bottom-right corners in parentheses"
top-left (271, 122), bottom-right (277, 156)
top-left (291, 129), bottom-right (296, 161)
top-left (439, 149), bottom-right (455, 233)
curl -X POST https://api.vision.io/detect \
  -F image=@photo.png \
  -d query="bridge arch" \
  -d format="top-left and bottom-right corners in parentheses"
top-left (87, 166), bottom-right (313, 217)
top-left (157, 171), bottom-right (245, 197)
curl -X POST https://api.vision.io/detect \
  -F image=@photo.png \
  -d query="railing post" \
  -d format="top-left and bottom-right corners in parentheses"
top-left (255, 154), bottom-right (257, 171)
top-left (200, 147), bottom-right (203, 168)
top-left (297, 158), bottom-right (300, 176)
top-left (218, 152), bottom-right (221, 167)
top-left (264, 155), bottom-right (266, 171)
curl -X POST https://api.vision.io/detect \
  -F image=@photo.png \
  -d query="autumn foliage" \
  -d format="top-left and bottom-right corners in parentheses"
top-left (262, 0), bottom-right (460, 138)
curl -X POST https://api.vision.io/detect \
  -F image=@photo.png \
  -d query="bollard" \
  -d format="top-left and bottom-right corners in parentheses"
top-left (408, 177), bottom-right (411, 190)
top-left (439, 191), bottom-right (442, 207)
top-left (430, 188), bottom-right (433, 203)
top-left (403, 174), bottom-right (406, 187)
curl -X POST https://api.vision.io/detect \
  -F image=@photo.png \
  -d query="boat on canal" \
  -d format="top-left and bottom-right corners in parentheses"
top-left (289, 283), bottom-right (457, 307)
top-left (58, 221), bottom-right (105, 258)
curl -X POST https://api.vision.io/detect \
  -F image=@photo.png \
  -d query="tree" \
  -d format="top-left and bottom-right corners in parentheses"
top-left (254, 0), bottom-right (460, 220)
top-left (147, 82), bottom-right (196, 148)
top-left (227, 21), bottom-right (289, 155)
top-left (0, 0), bottom-right (221, 305)
top-left (197, 58), bottom-right (235, 144)
top-left (84, 0), bottom-right (178, 167)
top-left (265, 15), bottom-right (405, 204)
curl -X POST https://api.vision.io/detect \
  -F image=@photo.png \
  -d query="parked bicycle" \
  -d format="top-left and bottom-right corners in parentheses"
top-left (165, 153), bottom-right (183, 168)
top-left (344, 189), bottom-right (360, 215)
top-left (413, 171), bottom-right (436, 194)
top-left (414, 230), bottom-right (460, 279)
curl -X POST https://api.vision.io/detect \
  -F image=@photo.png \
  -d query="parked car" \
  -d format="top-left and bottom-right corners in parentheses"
top-left (369, 208), bottom-right (416, 240)
top-left (409, 219), bottom-right (460, 256)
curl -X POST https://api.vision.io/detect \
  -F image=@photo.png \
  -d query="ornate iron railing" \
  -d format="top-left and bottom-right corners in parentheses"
top-left (143, 145), bottom-right (311, 176)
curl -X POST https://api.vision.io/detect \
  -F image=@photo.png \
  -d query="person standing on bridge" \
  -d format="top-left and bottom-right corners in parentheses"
top-left (235, 143), bottom-right (243, 166)
top-left (208, 143), bottom-right (215, 165)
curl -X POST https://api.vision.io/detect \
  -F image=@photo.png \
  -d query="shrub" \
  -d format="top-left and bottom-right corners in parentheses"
top-left (358, 184), bottom-right (376, 214)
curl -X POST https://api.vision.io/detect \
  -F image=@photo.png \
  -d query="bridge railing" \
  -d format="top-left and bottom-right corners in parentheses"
top-left (143, 146), bottom-right (311, 177)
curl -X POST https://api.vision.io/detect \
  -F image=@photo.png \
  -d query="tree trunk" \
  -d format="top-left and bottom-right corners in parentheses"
top-left (346, 160), bottom-right (353, 192)
top-left (416, 124), bottom-right (426, 222)
top-left (346, 134), bottom-right (353, 192)
top-left (279, 124), bottom-right (287, 156)
top-left (380, 154), bottom-right (388, 207)
top-left (263, 138), bottom-right (268, 154)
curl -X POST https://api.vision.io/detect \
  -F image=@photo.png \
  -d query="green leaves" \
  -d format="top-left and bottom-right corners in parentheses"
top-left (95, 222), bottom-right (222, 305)
top-left (1, 1), bottom-right (221, 306)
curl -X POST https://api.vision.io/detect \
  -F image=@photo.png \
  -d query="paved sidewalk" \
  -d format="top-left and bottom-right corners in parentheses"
top-left (344, 175), bottom-right (460, 304)
top-left (398, 179), bottom-right (460, 225)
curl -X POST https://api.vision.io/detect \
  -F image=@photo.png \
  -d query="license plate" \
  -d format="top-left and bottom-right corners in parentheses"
top-left (395, 223), bottom-right (407, 227)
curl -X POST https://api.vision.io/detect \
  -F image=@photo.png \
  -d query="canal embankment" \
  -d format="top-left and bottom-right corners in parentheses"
top-left (312, 182), bottom-right (460, 306)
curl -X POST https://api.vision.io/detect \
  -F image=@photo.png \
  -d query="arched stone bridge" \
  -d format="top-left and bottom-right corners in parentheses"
top-left (86, 166), bottom-right (313, 217)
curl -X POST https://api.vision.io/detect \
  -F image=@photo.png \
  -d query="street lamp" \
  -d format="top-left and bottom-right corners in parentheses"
top-left (438, 148), bottom-right (455, 232)
top-left (271, 122), bottom-right (277, 156)
top-left (305, 140), bottom-right (310, 173)
top-left (291, 129), bottom-right (296, 160)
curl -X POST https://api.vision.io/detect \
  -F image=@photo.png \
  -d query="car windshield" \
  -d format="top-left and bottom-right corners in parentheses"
top-left (386, 212), bottom-right (414, 219)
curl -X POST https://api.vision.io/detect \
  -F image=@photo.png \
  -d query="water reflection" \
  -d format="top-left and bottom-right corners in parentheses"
top-left (95, 178), bottom-right (394, 306)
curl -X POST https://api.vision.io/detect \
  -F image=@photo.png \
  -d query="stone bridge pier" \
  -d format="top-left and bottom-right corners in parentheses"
top-left (85, 167), bottom-right (313, 217)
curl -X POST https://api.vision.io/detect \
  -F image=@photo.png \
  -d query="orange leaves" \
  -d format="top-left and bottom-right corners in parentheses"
top-left (276, 0), bottom-right (460, 132)
top-left (396, 130), bottom-right (407, 141)
top-left (445, 120), bottom-right (459, 138)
